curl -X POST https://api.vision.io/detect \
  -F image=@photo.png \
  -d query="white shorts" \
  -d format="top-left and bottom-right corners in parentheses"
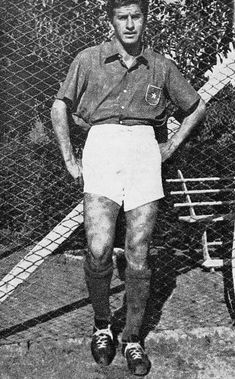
top-left (82, 124), bottom-right (164, 211)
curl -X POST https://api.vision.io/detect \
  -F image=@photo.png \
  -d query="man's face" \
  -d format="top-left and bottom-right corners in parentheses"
top-left (112, 4), bottom-right (145, 47)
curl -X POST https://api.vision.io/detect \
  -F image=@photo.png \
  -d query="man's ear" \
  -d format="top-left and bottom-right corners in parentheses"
top-left (108, 21), bottom-right (115, 38)
top-left (109, 21), bottom-right (114, 32)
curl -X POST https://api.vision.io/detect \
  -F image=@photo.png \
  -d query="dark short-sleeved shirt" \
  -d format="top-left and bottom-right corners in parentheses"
top-left (56, 38), bottom-right (200, 132)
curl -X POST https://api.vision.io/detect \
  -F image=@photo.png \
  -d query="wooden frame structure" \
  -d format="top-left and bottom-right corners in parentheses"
top-left (167, 169), bottom-right (235, 321)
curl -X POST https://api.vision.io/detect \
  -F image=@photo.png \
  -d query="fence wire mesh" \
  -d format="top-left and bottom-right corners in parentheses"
top-left (0, 0), bottom-right (235, 346)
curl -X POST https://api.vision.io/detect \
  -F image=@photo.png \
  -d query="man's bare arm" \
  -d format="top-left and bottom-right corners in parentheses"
top-left (159, 98), bottom-right (206, 162)
top-left (51, 99), bottom-right (82, 180)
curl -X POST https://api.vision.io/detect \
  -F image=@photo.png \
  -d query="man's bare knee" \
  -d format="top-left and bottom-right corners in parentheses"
top-left (84, 250), bottom-right (113, 275)
top-left (89, 241), bottom-right (113, 261)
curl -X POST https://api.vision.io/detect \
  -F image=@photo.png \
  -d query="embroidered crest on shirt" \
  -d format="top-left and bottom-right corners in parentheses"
top-left (145, 84), bottom-right (162, 106)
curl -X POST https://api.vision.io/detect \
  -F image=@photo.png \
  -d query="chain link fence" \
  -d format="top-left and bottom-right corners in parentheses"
top-left (0, 0), bottom-right (235, 346)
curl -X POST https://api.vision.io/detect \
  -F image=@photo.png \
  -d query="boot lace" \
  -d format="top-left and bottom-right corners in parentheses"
top-left (94, 326), bottom-right (113, 349)
top-left (125, 342), bottom-right (144, 360)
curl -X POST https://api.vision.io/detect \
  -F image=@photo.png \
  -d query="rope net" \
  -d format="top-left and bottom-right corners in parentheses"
top-left (0, 0), bottom-right (235, 345)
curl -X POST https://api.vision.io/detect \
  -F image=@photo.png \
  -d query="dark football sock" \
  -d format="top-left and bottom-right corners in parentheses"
top-left (84, 261), bottom-right (113, 323)
top-left (122, 267), bottom-right (151, 341)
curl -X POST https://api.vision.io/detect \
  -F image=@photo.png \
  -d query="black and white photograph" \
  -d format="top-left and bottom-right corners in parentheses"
top-left (0, 1), bottom-right (235, 377)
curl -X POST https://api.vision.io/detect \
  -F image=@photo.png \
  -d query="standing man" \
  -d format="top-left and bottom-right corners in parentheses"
top-left (51, 0), bottom-right (206, 376)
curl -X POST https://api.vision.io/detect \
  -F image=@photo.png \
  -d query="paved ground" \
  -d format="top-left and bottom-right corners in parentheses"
top-left (1, 246), bottom-right (235, 378)
top-left (1, 326), bottom-right (235, 378)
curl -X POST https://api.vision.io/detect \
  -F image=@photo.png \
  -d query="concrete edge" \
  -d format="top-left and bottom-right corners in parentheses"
top-left (1, 325), bottom-right (235, 353)
top-left (146, 325), bottom-right (235, 343)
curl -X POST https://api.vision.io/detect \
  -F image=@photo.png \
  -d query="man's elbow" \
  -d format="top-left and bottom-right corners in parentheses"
top-left (197, 98), bottom-right (206, 120)
top-left (51, 99), bottom-right (67, 121)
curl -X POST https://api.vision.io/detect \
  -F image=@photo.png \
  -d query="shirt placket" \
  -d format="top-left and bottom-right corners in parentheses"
top-left (118, 60), bottom-right (138, 127)
top-left (118, 67), bottom-right (128, 125)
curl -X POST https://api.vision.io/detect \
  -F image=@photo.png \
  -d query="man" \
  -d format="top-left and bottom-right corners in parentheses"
top-left (51, 0), bottom-right (206, 376)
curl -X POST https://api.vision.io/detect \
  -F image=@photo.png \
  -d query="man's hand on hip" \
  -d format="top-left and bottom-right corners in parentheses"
top-left (159, 133), bottom-right (182, 163)
top-left (65, 156), bottom-right (83, 186)
top-left (159, 137), bottom-right (180, 163)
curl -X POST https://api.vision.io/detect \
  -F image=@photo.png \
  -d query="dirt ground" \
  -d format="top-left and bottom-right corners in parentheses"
top-left (0, 326), bottom-right (235, 379)
top-left (1, 246), bottom-right (235, 378)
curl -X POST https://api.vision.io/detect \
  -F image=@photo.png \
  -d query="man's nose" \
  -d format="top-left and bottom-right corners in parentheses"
top-left (126, 15), bottom-right (134, 29)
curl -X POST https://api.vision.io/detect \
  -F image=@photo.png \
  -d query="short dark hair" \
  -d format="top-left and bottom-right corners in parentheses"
top-left (106, 0), bottom-right (149, 22)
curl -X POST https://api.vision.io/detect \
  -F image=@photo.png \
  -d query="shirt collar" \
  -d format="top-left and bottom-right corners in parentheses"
top-left (103, 38), bottom-right (149, 67)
